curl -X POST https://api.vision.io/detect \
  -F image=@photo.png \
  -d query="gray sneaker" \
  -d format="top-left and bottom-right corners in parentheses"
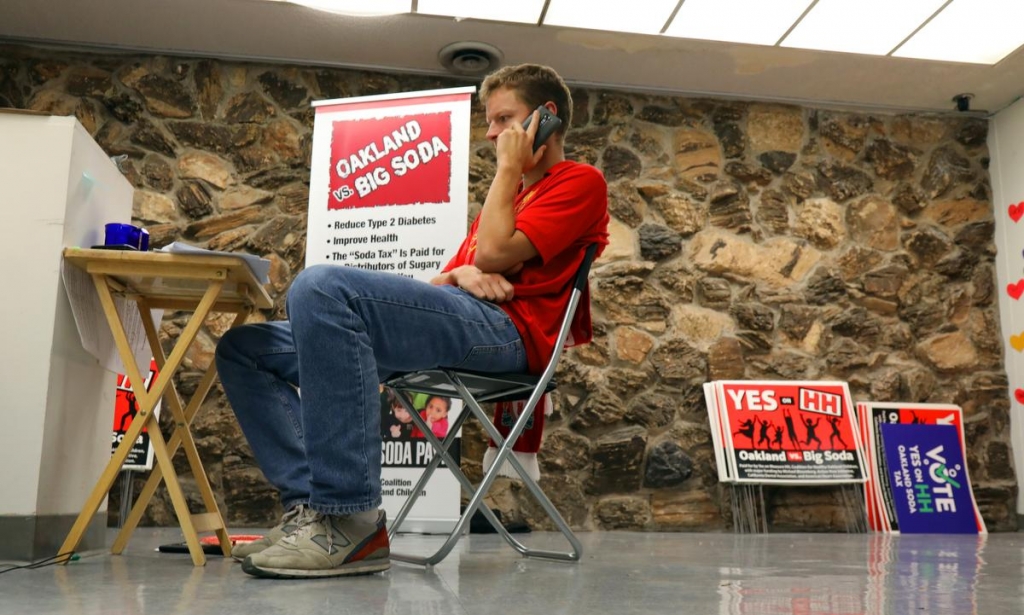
top-left (241, 510), bottom-right (390, 579)
top-left (232, 505), bottom-right (315, 562)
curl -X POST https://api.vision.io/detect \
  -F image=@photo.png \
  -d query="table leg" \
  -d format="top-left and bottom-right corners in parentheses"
top-left (112, 305), bottom-right (251, 560)
top-left (60, 277), bottom-right (227, 565)
top-left (57, 274), bottom-right (177, 562)
top-left (112, 280), bottom-right (225, 566)
top-left (145, 409), bottom-right (206, 565)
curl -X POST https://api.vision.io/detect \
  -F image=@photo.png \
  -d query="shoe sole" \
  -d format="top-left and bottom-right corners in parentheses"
top-left (241, 558), bottom-right (391, 579)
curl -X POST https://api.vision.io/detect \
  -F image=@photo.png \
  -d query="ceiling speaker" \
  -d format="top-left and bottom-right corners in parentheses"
top-left (438, 41), bottom-right (504, 76)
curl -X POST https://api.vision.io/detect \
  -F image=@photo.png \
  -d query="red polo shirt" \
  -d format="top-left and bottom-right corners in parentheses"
top-left (442, 160), bottom-right (609, 373)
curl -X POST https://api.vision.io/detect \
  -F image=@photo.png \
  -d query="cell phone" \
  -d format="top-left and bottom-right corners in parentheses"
top-left (522, 105), bottom-right (562, 153)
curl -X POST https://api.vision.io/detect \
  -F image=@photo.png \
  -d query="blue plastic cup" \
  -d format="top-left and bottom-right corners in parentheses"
top-left (104, 223), bottom-right (137, 248)
top-left (126, 225), bottom-right (142, 250)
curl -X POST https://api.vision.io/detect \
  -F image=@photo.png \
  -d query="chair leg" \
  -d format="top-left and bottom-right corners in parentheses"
top-left (387, 393), bottom-right (528, 565)
top-left (385, 393), bottom-right (484, 565)
top-left (385, 399), bottom-right (470, 542)
top-left (451, 375), bottom-right (583, 563)
top-left (385, 379), bottom-right (582, 565)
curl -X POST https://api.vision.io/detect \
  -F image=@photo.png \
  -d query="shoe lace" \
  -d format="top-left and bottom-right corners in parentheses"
top-left (278, 504), bottom-right (314, 532)
top-left (281, 512), bottom-right (333, 551)
top-left (281, 504), bottom-right (304, 524)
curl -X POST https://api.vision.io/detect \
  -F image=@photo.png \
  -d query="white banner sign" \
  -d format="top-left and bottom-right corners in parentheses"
top-left (307, 87), bottom-right (475, 533)
top-left (307, 87), bottom-right (474, 277)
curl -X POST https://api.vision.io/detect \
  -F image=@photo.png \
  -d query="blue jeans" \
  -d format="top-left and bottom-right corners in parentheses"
top-left (214, 265), bottom-right (527, 515)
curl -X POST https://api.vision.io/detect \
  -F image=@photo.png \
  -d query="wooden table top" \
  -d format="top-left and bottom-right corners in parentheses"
top-left (63, 247), bottom-right (274, 310)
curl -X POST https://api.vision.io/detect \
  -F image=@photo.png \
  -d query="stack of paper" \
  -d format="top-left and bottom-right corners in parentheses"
top-left (158, 241), bottom-right (271, 284)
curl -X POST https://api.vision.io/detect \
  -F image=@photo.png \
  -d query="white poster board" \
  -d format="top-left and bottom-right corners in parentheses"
top-left (0, 111), bottom-right (131, 530)
top-left (988, 102), bottom-right (1024, 514)
top-left (307, 87), bottom-right (474, 533)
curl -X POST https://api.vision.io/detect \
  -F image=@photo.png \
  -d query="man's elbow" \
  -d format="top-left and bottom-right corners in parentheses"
top-left (473, 246), bottom-right (515, 273)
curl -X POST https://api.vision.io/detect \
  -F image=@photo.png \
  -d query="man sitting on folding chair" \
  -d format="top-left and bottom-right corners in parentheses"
top-left (215, 63), bottom-right (609, 580)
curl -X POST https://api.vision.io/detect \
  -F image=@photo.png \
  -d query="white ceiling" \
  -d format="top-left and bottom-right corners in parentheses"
top-left (2, 0), bottom-right (1023, 114)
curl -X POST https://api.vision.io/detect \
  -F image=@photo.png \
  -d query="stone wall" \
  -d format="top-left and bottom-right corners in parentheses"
top-left (1, 43), bottom-right (1015, 531)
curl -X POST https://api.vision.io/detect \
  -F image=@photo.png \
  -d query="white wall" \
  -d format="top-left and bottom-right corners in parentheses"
top-left (0, 112), bottom-right (131, 517)
top-left (988, 99), bottom-right (1024, 514)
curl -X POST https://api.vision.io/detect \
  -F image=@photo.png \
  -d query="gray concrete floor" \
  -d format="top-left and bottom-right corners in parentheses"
top-left (0, 528), bottom-right (1020, 614)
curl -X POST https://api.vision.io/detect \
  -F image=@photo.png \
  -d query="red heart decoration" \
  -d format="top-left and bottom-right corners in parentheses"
top-left (1016, 389), bottom-right (1024, 405)
top-left (1009, 279), bottom-right (1024, 300)
top-left (1010, 202), bottom-right (1024, 222)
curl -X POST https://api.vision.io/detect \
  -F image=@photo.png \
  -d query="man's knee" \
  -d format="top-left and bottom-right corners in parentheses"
top-left (215, 325), bottom-right (248, 366)
top-left (288, 265), bottom-right (350, 309)
top-left (215, 324), bottom-right (269, 367)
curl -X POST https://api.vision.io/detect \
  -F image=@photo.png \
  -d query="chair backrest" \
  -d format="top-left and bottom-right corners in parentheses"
top-left (535, 243), bottom-right (599, 384)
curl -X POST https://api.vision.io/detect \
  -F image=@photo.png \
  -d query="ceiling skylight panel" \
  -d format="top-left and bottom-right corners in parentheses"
top-left (664, 0), bottom-right (814, 46)
top-left (543, 0), bottom-right (680, 35)
top-left (894, 0), bottom-right (1024, 64)
top-left (417, 0), bottom-right (546, 24)
top-left (781, 0), bottom-right (948, 56)
top-left (283, 0), bottom-right (411, 16)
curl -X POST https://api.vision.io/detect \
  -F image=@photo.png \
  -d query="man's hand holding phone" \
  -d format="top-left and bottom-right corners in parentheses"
top-left (522, 105), bottom-right (562, 153)
top-left (496, 106), bottom-right (562, 174)
top-left (496, 108), bottom-right (544, 174)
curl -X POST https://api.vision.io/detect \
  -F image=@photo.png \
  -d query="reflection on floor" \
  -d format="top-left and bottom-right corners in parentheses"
top-left (0, 529), bottom-right (1020, 614)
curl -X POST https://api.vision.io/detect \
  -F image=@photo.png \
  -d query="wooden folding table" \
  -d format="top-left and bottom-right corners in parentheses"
top-left (58, 248), bottom-right (273, 566)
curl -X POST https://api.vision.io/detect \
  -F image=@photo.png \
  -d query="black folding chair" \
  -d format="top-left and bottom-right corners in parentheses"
top-left (383, 243), bottom-right (598, 566)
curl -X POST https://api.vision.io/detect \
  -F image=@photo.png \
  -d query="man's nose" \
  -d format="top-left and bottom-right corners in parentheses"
top-left (485, 123), bottom-right (500, 141)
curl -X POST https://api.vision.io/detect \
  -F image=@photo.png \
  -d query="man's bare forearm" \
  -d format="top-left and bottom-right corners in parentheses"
top-left (474, 164), bottom-right (521, 272)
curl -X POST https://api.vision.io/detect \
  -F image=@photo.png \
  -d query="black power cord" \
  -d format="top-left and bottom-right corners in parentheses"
top-left (0, 552), bottom-right (78, 575)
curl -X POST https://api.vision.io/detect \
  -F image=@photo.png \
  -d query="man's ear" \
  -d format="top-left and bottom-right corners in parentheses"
top-left (543, 101), bottom-right (565, 138)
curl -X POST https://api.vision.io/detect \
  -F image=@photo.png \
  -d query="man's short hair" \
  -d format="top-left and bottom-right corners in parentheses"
top-left (479, 63), bottom-right (572, 136)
